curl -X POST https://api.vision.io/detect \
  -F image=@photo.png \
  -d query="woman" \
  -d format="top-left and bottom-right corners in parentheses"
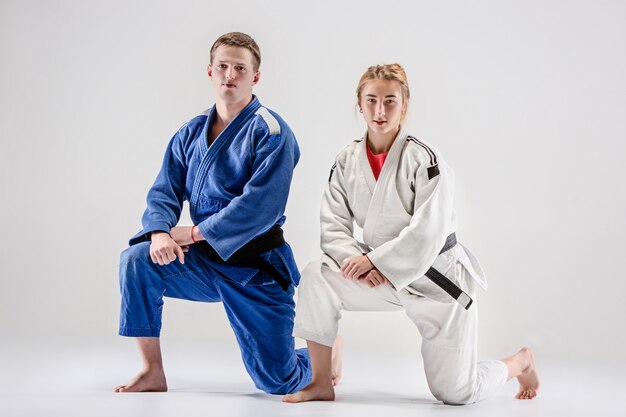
top-left (284, 64), bottom-right (539, 404)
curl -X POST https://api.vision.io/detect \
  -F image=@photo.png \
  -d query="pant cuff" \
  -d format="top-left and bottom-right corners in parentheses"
top-left (119, 327), bottom-right (161, 337)
top-left (293, 328), bottom-right (335, 347)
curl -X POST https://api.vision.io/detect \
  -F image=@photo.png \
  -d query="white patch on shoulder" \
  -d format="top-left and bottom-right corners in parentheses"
top-left (255, 107), bottom-right (281, 135)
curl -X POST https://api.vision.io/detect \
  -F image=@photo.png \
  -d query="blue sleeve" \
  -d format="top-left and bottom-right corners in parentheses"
top-left (197, 124), bottom-right (299, 260)
top-left (129, 127), bottom-right (188, 246)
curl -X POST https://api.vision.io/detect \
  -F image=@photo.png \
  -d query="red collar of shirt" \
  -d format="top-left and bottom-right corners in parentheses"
top-left (366, 145), bottom-right (388, 180)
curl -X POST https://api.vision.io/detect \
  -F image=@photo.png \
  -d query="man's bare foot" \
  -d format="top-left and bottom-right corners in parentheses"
top-left (113, 367), bottom-right (167, 393)
top-left (513, 347), bottom-right (540, 399)
top-left (283, 381), bottom-right (335, 403)
top-left (331, 335), bottom-right (344, 386)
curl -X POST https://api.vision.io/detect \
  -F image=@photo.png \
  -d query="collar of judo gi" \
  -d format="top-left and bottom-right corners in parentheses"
top-left (200, 95), bottom-right (262, 153)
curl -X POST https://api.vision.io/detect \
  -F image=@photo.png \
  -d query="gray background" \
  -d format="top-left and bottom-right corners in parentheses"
top-left (1, 0), bottom-right (624, 364)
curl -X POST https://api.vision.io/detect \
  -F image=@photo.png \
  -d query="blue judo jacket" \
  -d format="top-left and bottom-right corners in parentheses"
top-left (129, 96), bottom-right (301, 286)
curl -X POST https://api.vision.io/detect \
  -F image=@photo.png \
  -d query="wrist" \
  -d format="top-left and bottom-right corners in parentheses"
top-left (192, 225), bottom-right (203, 242)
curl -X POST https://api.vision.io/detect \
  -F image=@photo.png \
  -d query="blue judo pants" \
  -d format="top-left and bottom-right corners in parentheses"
top-left (118, 241), bottom-right (312, 394)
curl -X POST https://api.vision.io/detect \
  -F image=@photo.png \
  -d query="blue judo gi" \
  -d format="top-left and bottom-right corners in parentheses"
top-left (118, 96), bottom-right (312, 394)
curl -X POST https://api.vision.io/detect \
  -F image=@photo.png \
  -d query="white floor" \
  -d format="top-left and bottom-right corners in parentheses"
top-left (2, 338), bottom-right (625, 417)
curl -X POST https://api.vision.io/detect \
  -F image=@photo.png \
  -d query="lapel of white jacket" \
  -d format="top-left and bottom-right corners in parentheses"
top-left (362, 128), bottom-right (408, 245)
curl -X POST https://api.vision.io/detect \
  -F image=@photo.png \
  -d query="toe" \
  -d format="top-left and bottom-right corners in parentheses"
top-left (283, 394), bottom-right (301, 403)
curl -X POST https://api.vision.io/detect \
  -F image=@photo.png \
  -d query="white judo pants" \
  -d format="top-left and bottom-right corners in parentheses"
top-left (293, 247), bottom-right (508, 405)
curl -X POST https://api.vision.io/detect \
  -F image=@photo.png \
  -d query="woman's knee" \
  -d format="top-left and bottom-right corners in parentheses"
top-left (432, 384), bottom-right (476, 405)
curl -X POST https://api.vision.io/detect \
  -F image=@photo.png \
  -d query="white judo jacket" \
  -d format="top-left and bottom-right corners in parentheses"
top-left (320, 128), bottom-right (487, 292)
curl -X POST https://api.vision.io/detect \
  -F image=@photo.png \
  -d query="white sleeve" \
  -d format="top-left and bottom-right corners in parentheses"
top-left (319, 157), bottom-right (363, 268)
top-left (366, 154), bottom-right (455, 290)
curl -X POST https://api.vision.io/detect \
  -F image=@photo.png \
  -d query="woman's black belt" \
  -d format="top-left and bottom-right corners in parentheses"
top-left (423, 233), bottom-right (474, 310)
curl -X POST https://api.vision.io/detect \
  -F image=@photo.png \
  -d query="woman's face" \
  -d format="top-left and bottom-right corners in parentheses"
top-left (359, 79), bottom-right (405, 137)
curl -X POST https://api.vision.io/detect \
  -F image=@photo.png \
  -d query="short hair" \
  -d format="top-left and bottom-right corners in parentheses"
top-left (209, 32), bottom-right (261, 72)
top-left (356, 63), bottom-right (410, 122)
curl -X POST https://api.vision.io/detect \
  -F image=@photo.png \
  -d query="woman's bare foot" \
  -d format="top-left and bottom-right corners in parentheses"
top-left (114, 367), bottom-right (167, 393)
top-left (515, 347), bottom-right (539, 399)
top-left (503, 347), bottom-right (540, 400)
top-left (331, 335), bottom-right (344, 386)
top-left (283, 381), bottom-right (335, 403)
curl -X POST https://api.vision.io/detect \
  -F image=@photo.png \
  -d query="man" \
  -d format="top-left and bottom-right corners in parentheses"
top-left (114, 32), bottom-right (311, 394)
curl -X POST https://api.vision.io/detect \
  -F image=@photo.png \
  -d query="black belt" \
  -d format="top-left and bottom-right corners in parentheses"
top-left (204, 226), bottom-right (290, 291)
top-left (423, 233), bottom-right (474, 310)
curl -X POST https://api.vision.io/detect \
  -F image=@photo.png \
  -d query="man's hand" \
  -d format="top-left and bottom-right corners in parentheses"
top-left (341, 255), bottom-right (374, 280)
top-left (358, 268), bottom-right (391, 288)
top-left (150, 232), bottom-right (185, 265)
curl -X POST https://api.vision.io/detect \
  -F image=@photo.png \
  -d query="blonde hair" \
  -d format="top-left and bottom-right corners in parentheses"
top-left (356, 63), bottom-right (410, 121)
top-left (210, 32), bottom-right (261, 72)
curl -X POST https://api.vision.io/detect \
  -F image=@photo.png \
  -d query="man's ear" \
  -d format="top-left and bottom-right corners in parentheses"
top-left (252, 71), bottom-right (260, 85)
top-left (207, 64), bottom-right (213, 78)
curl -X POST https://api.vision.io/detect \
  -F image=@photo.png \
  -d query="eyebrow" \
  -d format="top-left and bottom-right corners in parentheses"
top-left (365, 94), bottom-right (398, 98)
top-left (216, 60), bottom-right (248, 66)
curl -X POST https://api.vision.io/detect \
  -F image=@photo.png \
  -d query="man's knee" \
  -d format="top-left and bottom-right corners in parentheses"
top-left (251, 373), bottom-right (291, 395)
top-left (249, 363), bottom-right (307, 395)
top-left (119, 242), bottom-right (152, 288)
top-left (120, 242), bottom-right (151, 266)
top-left (240, 335), bottom-right (307, 394)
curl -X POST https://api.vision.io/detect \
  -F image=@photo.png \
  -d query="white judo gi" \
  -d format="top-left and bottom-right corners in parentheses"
top-left (293, 129), bottom-right (508, 405)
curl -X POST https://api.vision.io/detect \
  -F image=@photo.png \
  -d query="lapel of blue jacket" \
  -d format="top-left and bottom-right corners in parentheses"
top-left (189, 96), bottom-right (262, 212)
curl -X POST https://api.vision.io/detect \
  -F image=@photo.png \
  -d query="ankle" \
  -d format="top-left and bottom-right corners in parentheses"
top-left (310, 377), bottom-right (334, 388)
top-left (141, 363), bottom-right (164, 373)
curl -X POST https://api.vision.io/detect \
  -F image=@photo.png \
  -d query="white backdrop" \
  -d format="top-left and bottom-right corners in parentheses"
top-left (1, 0), bottom-right (625, 364)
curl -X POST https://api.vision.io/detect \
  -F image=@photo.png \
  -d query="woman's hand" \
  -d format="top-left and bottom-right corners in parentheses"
top-left (358, 269), bottom-right (391, 288)
top-left (341, 255), bottom-right (374, 280)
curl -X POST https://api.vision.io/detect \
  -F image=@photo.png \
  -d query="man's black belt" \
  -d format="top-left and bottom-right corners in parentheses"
top-left (423, 233), bottom-right (474, 310)
top-left (205, 225), bottom-right (290, 291)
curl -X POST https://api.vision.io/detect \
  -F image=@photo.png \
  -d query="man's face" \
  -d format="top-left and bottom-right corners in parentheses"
top-left (208, 46), bottom-right (259, 105)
